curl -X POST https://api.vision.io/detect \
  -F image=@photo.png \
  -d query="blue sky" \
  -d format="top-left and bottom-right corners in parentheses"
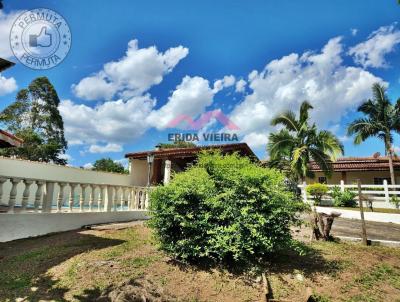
top-left (1, 0), bottom-right (400, 167)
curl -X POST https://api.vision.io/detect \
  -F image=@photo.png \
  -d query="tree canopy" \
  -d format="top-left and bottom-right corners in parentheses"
top-left (92, 158), bottom-right (128, 174)
top-left (347, 83), bottom-right (400, 184)
top-left (267, 101), bottom-right (344, 181)
top-left (0, 77), bottom-right (68, 164)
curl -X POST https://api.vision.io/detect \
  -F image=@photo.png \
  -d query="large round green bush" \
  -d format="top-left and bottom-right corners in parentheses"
top-left (149, 152), bottom-right (303, 264)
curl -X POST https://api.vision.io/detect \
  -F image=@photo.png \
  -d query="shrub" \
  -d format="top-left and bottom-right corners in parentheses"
top-left (306, 183), bottom-right (328, 205)
top-left (390, 195), bottom-right (400, 209)
top-left (149, 152), bottom-right (303, 264)
top-left (330, 186), bottom-right (357, 207)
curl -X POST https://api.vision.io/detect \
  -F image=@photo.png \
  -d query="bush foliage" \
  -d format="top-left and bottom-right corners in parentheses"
top-left (149, 152), bottom-right (303, 264)
top-left (330, 186), bottom-right (357, 207)
top-left (306, 183), bottom-right (328, 205)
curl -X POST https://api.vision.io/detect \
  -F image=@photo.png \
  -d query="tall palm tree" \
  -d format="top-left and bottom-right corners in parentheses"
top-left (268, 101), bottom-right (344, 182)
top-left (347, 83), bottom-right (400, 185)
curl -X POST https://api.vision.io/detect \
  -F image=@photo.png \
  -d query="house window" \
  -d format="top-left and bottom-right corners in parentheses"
top-left (318, 176), bottom-right (327, 184)
top-left (373, 177), bottom-right (391, 185)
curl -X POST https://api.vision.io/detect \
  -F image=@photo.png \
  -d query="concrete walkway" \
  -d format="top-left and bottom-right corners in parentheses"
top-left (316, 206), bottom-right (400, 224)
top-left (331, 217), bottom-right (400, 242)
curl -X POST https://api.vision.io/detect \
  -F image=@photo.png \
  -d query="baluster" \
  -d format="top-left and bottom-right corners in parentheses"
top-left (113, 187), bottom-right (118, 211)
top-left (138, 189), bottom-right (143, 209)
top-left (57, 182), bottom-right (67, 212)
top-left (99, 185), bottom-right (105, 211)
top-left (34, 181), bottom-right (45, 212)
top-left (8, 178), bottom-right (21, 213)
top-left (106, 186), bottom-right (113, 212)
top-left (120, 187), bottom-right (125, 211)
top-left (69, 183), bottom-right (77, 212)
top-left (80, 184), bottom-right (88, 212)
top-left (145, 188), bottom-right (149, 210)
top-left (133, 189), bottom-right (138, 209)
top-left (127, 188), bottom-right (132, 210)
top-left (89, 185), bottom-right (95, 212)
top-left (0, 177), bottom-right (8, 205)
top-left (21, 179), bottom-right (34, 212)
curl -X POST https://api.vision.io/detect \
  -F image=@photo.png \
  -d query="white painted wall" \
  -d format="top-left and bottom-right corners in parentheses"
top-left (0, 211), bottom-right (149, 242)
top-left (0, 156), bottom-right (132, 185)
top-left (0, 157), bottom-right (140, 207)
top-left (131, 159), bottom-right (148, 186)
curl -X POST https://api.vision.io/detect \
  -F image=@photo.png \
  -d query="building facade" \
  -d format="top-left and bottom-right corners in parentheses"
top-left (307, 156), bottom-right (400, 185)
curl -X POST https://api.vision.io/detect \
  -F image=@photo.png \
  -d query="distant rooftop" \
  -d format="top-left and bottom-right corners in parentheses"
top-left (0, 129), bottom-right (23, 148)
top-left (309, 156), bottom-right (400, 172)
top-left (0, 58), bottom-right (15, 72)
top-left (125, 143), bottom-right (258, 161)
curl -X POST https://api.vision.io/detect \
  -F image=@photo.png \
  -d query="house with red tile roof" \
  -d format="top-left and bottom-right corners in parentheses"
top-left (0, 129), bottom-right (23, 148)
top-left (125, 143), bottom-right (258, 186)
top-left (307, 154), bottom-right (400, 185)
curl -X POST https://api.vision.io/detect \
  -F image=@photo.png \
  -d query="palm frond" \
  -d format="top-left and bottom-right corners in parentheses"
top-left (267, 130), bottom-right (296, 159)
top-left (299, 101), bottom-right (313, 125)
top-left (270, 110), bottom-right (299, 132)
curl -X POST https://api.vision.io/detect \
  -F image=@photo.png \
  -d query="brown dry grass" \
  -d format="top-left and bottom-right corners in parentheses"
top-left (0, 223), bottom-right (399, 302)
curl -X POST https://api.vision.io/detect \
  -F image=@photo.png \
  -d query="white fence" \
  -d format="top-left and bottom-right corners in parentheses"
top-left (0, 157), bottom-right (153, 242)
top-left (0, 175), bottom-right (151, 213)
top-left (298, 180), bottom-right (399, 209)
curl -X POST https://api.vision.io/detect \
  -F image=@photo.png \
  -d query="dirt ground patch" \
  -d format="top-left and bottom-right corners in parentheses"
top-left (0, 223), bottom-right (400, 302)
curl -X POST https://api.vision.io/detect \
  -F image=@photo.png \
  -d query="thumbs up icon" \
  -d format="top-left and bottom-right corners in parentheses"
top-left (29, 26), bottom-right (52, 47)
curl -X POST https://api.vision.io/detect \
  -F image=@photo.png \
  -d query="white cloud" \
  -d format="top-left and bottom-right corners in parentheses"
top-left (59, 95), bottom-right (156, 146)
top-left (147, 76), bottom-right (215, 130)
top-left (349, 24), bottom-right (400, 68)
top-left (213, 75), bottom-right (235, 93)
top-left (83, 163), bottom-right (93, 169)
top-left (242, 132), bottom-right (269, 149)
top-left (230, 36), bottom-right (383, 151)
top-left (351, 28), bottom-right (358, 36)
top-left (0, 74), bottom-right (17, 96)
top-left (59, 153), bottom-right (73, 161)
top-left (72, 39), bottom-right (188, 100)
top-left (114, 158), bottom-right (129, 168)
top-left (0, 10), bottom-right (20, 59)
top-left (235, 79), bottom-right (246, 93)
top-left (72, 72), bottom-right (116, 101)
top-left (89, 143), bottom-right (123, 153)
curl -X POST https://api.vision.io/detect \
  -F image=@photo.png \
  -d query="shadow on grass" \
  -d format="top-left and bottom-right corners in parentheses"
top-left (167, 241), bottom-right (343, 280)
top-left (0, 230), bottom-right (125, 302)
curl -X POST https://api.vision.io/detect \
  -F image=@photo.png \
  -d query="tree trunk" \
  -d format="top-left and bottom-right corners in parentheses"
top-left (388, 147), bottom-right (396, 185)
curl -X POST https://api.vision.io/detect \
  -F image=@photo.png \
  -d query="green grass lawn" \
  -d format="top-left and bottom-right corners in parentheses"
top-left (0, 223), bottom-right (400, 302)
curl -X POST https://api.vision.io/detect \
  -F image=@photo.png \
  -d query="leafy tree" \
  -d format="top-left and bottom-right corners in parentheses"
top-left (157, 141), bottom-right (196, 149)
top-left (267, 101), bottom-right (344, 182)
top-left (92, 158), bottom-right (128, 174)
top-left (0, 77), bottom-right (68, 164)
top-left (306, 183), bottom-right (328, 206)
top-left (149, 152), bottom-right (304, 265)
top-left (347, 83), bottom-right (400, 185)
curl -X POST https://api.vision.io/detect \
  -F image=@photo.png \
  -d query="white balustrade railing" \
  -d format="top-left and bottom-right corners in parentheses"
top-left (298, 179), bottom-right (400, 209)
top-left (0, 175), bottom-right (152, 214)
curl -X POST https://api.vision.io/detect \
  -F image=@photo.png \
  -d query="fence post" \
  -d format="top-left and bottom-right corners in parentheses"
top-left (383, 179), bottom-right (389, 204)
top-left (357, 179), bottom-right (368, 246)
top-left (302, 181), bottom-right (307, 203)
top-left (340, 180), bottom-right (345, 192)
